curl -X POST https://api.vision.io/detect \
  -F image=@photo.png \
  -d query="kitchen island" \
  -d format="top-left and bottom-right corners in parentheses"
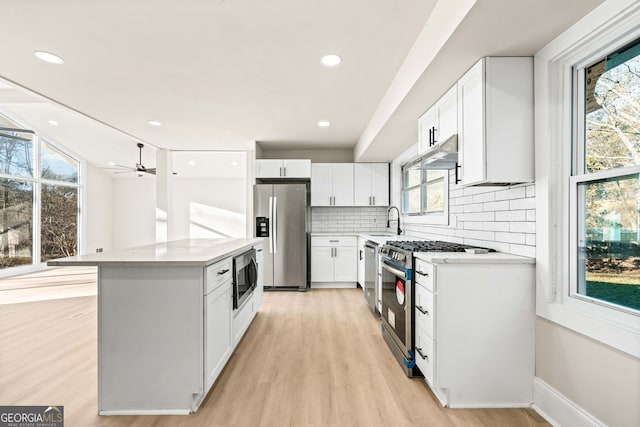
top-left (48, 238), bottom-right (263, 415)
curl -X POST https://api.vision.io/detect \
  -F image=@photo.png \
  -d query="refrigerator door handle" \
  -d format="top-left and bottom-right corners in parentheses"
top-left (268, 196), bottom-right (274, 253)
top-left (273, 196), bottom-right (278, 254)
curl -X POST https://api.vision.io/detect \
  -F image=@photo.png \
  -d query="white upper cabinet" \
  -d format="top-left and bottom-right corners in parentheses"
top-left (457, 57), bottom-right (534, 186)
top-left (311, 163), bottom-right (354, 206)
top-left (418, 85), bottom-right (458, 154)
top-left (354, 163), bottom-right (389, 206)
top-left (255, 159), bottom-right (311, 178)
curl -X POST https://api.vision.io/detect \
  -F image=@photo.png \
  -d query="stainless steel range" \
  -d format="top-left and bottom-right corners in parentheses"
top-left (379, 240), bottom-right (495, 376)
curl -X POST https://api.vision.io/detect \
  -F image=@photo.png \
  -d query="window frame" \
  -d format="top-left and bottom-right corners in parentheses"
top-left (0, 113), bottom-right (84, 277)
top-left (535, 0), bottom-right (640, 358)
top-left (400, 158), bottom-right (449, 225)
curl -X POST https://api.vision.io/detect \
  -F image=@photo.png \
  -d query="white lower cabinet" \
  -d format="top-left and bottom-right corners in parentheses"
top-left (413, 255), bottom-right (535, 408)
top-left (204, 279), bottom-right (232, 392)
top-left (311, 236), bottom-right (357, 287)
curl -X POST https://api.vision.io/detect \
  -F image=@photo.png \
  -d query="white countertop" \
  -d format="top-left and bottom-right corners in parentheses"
top-left (414, 251), bottom-right (535, 264)
top-left (47, 238), bottom-right (262, 267)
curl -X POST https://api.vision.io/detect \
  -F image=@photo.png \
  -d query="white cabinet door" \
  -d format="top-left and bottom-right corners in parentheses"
top-left (354, 164), bottom-right (373, 206)
top-left (458, 60), bottom-right (485, 186)
top-left (457, 57), bottom-right (533, 186)
top-left (255, 159), bottom-right (284, 178)
top-left (334, 247), bottom-right (357, 282)
top-left (204, 283), bottom-right (232, 392)
top-left (311, 164), bottom-right (333, 206)
top-left (437, 85), bottom-right (457, 145)
top-left (418, 107), bottom-right (438, 154)
top-left (371, 163), bottom-right (389, 206)
top-left (331, 164), bottom-right (354, 206)
top-left (282, 159), bottom-right (311, 178)
top-left (311, 247), bottom-right (334, 282)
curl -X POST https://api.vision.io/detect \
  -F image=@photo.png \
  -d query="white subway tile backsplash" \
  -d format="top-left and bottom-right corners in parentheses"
top-left (526, 185), bottom-right (536, 198)
top-left (495, 232), bottom-right (526, 244)
top-left (464, 203), bottom-right (485, 213)
top-left (483, 200), bottom-right (510, 211)
top-left (510, 197), bottom-right (535, 210)
top-left (495, 210), bottom-right (527, 222)
top-left (494, 187), bottom-right (526, 201)
top-left (526, 234), bottom-right (536, 246)
top-left (472, 192), bottom-right (496, 203)
top-left (456, 212), bottom-right (496, 222)
top-left (510, 221), bottom-right (536, 234)
top-left (311, 207), bottom-right (388, 233)
top-left (526, 209), bottom-right (536, 222)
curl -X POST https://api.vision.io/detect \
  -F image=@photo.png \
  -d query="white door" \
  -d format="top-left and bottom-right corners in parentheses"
top-left (311, 247), bottom-right (334, 282)
top-left (331, 164), bottom-right (355, 206)
top-left (354, 163), bottom-right (373, 206)
top-left (334, 247), bottom-right (357, 282)
top-left (437, 85), bottom-right (458, 144)
top-left (458, 60), bottom-right (486, 186)
top-left (205, 283), bottom-right (232, 392)
top-left (255, 159), bottom-right (283, 178)
top-left (311, 164), bottom-right (333, 206)
top-left (371, 163), bottom-right (389, 206)
top-left (283, 159), bottom-right (311, 178)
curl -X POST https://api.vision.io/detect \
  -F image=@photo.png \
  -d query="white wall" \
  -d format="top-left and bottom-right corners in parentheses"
top-left (169, 177), bottom-right (246, 239)
top-left (111, 176), bottom-right (156, 249)
top-left (259, 147), bottom-right (354, 163)
top-left (84, 164), bottom-right (114, 254)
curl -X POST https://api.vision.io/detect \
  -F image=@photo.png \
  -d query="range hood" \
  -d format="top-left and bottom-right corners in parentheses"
top-left (407, 134), bottom-right (458, 170)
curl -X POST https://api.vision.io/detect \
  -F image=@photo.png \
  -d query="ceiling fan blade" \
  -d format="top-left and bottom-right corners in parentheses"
top-left (112, 170), bottom-right (134, 174)
top-left (145, 168), bottom-right (157, 175)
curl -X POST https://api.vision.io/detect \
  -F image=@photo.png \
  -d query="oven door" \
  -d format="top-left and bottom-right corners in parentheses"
top-left (380, 258), bottom-right (412, 353)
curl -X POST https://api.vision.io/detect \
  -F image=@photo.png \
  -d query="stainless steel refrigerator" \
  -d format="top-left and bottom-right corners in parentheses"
top-left (253, 183), bottom-right (308, 290)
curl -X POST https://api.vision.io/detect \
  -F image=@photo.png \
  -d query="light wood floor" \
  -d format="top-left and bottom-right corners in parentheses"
top-left (0, 270), bottom-right (549, 426)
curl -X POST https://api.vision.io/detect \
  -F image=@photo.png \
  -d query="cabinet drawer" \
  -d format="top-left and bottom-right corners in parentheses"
top-left (312, 236), bottom-right (357, 247)
top-left (415, 284), bottom-right (435, 339)
top-left (414, 259), bottom-right (435, 292)
top-left (206, 258), bottom-right (232, 294)
top-left (415, 327), bottom-right (435, 385)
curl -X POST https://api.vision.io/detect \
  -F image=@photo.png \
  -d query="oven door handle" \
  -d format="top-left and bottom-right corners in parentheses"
top-left (382, 261), bottom-right (408, 280)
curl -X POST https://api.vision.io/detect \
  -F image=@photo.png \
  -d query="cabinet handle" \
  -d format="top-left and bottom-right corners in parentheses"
top-left (428, 128), bottom-right (433, 145)
top-left (432, 126), bottom-right (438, 145)
top-left (329, 240), bottom-right (339, 242)
top-left (217, 269), bottom-right (229, 275)
top-left (416, 270), bottom-right (429, 277)
top-left (416, 305), bottom-right (429, 316)
top-left (359, 250), bottom-right (363, 261)
top-left (373, 196), bottom-right (375, 205)
top-left (455, 163), bottom-right (461, 184)
top-left (416, 347), bottom-right (429, 360)
top-left (283, 166), bottom-right (286, 177)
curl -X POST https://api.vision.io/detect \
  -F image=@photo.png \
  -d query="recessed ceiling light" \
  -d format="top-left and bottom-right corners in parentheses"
top-left (231, 161), bottom-right (238, 166)
top-left (318, 121), bottom-right (330, 127)
top-left (147, 120), bottom-right (162, 126)
top-left (321, 54), bottom-right (342, 67)
top-left (188, 160), bottom-right (196, 166)
top-left (48, 120), bottom-right (59, 126)
top-left (107, 161), bottom-right (116, 166)
top-left (33, 51), bottom-right (64, 64)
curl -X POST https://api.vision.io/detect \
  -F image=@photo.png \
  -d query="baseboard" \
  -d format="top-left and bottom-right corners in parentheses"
top-left (310, 282), bottom-right (357, 289)
top-left (532, 377), bottom-right (605, 427)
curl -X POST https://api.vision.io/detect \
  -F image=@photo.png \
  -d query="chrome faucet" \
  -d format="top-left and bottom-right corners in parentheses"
top-left (387, 206), bottom-right (402, 235)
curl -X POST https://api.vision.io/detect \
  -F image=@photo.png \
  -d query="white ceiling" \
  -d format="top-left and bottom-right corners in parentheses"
top-left (0, 0), bottom-right (605, 169)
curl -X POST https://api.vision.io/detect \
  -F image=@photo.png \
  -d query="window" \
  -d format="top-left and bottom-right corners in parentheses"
top-left (0, 115), bottom-right (81, 271)
top-left (572, 38), bottom-right (640, 315)
top-left (401, 158), bottom-right (448, 223)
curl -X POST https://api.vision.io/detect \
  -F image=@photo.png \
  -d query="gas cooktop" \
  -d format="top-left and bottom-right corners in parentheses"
top-left (384, 240), bottom-right (496, 253)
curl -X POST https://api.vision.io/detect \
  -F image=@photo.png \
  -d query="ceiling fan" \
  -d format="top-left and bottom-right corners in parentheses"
top-left (103, 143), bottom-right (156, 177)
